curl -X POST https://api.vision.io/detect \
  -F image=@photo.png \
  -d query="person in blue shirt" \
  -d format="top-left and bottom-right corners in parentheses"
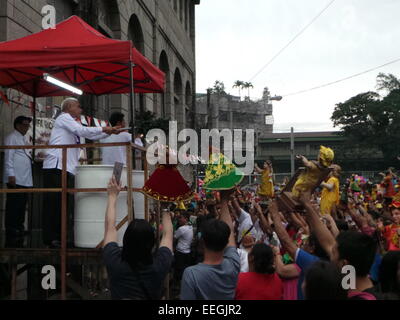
top-left (269, 201), bottom-right (329, 300)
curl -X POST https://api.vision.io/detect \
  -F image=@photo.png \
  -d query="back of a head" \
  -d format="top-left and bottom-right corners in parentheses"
top-left (181, 212), bottom-right (191, 222)
top-left (378, 251), bottom-right (400, 294)
top-left (304, 260), bottom-right (347, 300)
top-left (109, 112), bottom-right (125, 127)
top-left (250, 243), bottom-right (275, 274)
top-left (201, 219), bottom-right (230, 252)
top-left (336, 231), bottom-right (377, 277)
top-left (122, 219), bottom-right (155, 270)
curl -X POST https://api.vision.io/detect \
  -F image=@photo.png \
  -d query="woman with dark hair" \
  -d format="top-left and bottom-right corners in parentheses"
top-left (303, 260), bottom-right (347, 300)
top-left (102, 177), bottom-right (173, 300)
top-left (235, 243), bottom-right (283, 300)
top-left (378, 251), bottom-right (400, 300)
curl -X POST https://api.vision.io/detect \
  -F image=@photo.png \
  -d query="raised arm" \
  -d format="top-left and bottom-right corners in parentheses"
top-left (159, 210), bottom-right (173, 252)
top-left (270, 200), bottom-right (298, 259)
top-left (254, 201), bottom-right (272, 235)
top-left (254, 163), bottom-right (263, 174)
top-left (346, 199), bottom-right (368, 230)
top-left (219, 189), bottom-right (236, 248)
top-left (272, 246), bottom-right (301, 279)
top-left (60, 113), bottom-right (118, 140)
top-left (231, 196), bottom-right (243, 218)
top-left (103, 176), bottom-right (121, 247)
top-left (299, 194), bottom-right (336, 259)
top-left (296, 155), bottom-right (313, 169)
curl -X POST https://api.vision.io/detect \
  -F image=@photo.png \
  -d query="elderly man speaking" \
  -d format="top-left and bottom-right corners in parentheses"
top-left (42, 97), bottom-right (120, 248)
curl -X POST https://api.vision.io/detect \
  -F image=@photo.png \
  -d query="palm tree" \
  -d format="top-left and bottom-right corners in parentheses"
top-left (232, 80), bottom-right (244, 100)
top-left (242, 82), bottom-right (254, 100)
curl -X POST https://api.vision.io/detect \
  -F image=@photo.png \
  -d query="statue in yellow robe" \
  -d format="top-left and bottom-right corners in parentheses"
top-left (320, 165), bottom-right (341, 215)
top-left (255, 161), bottom-right (274, 198)
top-left (292, 146), bottom-right (334, 200)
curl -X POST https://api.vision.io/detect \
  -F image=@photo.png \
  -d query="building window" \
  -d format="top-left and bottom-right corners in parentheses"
top-left (219, 111), bottom-right (229, 122)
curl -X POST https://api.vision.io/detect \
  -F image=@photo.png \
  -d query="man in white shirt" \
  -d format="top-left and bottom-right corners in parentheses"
top-left (231, 197), bottom-right (257, 248)
top-left (100, 112), bottom-right (131, 165)
top-left (3, 116), bottom-right (33, 247)
top-left (173, 212), bottom-right (194, 286)
top-left (42, 97), bottom-right (119, 247)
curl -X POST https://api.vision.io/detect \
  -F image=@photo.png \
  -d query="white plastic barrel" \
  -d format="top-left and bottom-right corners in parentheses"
top-left (74, 165), bottom-right (145, 248)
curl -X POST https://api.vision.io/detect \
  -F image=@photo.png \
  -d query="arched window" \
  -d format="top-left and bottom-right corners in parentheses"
top-left (159, 51), bottom-right (170, 118)
top-left (174, 68), bottom-right (183, 128)
top-left (128, 14), bottom-right (145, 53)
top-left (128, 14), bottom-right (145, 113)
top-left (185, 81), bottom-right (193, 128)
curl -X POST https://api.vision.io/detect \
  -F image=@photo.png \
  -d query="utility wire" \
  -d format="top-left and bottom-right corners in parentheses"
top-left (282, 56), bottom-right (400, 97)
top-left (248, 0), bottom-right (336, 82)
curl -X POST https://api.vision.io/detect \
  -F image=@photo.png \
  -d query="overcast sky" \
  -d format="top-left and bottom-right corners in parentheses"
top-left (195, 0), bottom-right (400, 132)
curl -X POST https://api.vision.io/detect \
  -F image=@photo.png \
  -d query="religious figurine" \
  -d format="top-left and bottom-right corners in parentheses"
top-left (254, 160), bottom-right (274, 199)
top-left (277, 145), bottom-right (335, 212)
top-left (292, 146), bottom-right (335, 200)
top-left (140, 147), bottom-right (193, 203)
top-left (203, 152), bottom-right (244, 190)
top-left (320, 164), bottom-right (341, 215)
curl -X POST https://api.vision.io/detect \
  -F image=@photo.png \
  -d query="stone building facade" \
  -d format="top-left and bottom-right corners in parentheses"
top-left (195, 87), bottom-right (275, 161)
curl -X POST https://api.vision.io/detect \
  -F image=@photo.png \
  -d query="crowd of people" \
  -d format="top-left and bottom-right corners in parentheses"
top-left (3, 97), bottom-right (400, 300)
top-left (102, 160), bottom-right (400, 300)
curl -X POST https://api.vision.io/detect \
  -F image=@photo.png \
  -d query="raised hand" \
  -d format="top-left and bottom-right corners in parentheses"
top-left (107, 175), bottom-right (121, 198)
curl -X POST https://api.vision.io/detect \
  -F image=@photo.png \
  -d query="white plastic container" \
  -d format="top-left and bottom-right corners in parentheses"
top-left (74, 165), bottom-right (145, 248)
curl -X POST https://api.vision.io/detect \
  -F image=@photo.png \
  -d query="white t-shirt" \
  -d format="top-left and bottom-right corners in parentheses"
top-left (100, 132), bottom-right (132, 165)
top-left (237, 248), bottom-right (249, 272)
top-left (237, 209), bottom-right (257, 248)
top-left (174, 224), bottom-right (193, 254)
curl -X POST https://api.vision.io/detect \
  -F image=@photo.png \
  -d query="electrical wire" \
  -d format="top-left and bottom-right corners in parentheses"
top-left (282, 56), bottom-right (400, 97)
top-left (248, 0), bottom-right (336, 82)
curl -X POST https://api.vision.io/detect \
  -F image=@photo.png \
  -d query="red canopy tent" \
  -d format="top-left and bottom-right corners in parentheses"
top-left (0, 15), bottom-right (165, 139)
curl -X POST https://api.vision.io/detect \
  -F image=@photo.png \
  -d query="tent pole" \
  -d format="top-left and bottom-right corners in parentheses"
top-left (32, 96), bottom-right (36, 161)
top-left (129, 61), bottom-right (135, 141)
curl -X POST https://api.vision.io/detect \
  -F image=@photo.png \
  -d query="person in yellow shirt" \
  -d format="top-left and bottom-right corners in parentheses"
top-left (320, 165), bottom-right (341, 216)
top-left (255, 160), bottom-right (274, 199)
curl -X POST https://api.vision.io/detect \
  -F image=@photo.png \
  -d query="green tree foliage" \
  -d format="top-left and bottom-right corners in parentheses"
top-left (135, 110), bottom-right (170, 136)
top-left (376, 72), bottom-right (400, 93)
top-left (211, 80), bottom-right (226, 95)
top-left (331, 73), bottom-right (400, 166)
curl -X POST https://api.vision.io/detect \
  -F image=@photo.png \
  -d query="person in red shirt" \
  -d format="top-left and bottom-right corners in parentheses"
top-left (235, 243), bottom-right (283, 300)
top-left (379, 202), bottom-right (400, 251)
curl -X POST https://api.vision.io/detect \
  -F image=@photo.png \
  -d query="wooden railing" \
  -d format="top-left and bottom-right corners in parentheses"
top-left (0, 141), bottom-right (149, 300)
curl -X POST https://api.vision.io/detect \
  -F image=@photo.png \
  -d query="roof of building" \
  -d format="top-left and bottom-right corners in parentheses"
top-left (260, 131), bottom-right (345, 143)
